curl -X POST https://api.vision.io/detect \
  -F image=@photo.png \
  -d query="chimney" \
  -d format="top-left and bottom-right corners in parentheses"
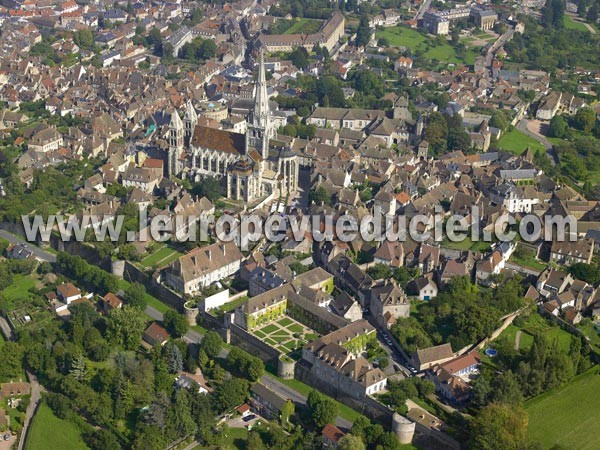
top-left (191, 256), bottom-right (196, 266)
top-left (221, 244), bottom-right (226, 256)
top-left (206, 250), bottom-right (211, 261)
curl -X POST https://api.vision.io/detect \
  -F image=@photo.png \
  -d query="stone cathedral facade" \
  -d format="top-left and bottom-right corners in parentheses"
top-left (167, 52), bottom-right (299, 203)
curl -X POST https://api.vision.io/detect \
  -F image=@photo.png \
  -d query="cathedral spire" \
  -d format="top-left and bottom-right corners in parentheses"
top-left (253, 49), bottom-right (270, 128)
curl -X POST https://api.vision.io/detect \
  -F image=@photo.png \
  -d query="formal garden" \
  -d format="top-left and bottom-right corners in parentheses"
top-left (252, 315), bottom-right (320, 357)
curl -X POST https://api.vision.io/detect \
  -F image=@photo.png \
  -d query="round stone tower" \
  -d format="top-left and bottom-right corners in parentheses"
top-left (392, 413), bottom-right (416, 445)
top-left (277, 354), bottom-right (296, 380)
top-left (183, 300), bottom-right (199, 326)
top-left (111, 259), bottom-right (125, 278)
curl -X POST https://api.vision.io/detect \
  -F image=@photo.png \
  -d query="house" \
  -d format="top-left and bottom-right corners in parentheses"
top-left (411, 343), bottom-right (454, 372)
top-left (56, 282), bottom-right (82, 304)
top-left (330, 291), bottom-right (363, 322)
top-left (370, 280), bottom-right (410, 329)
top-left (0, 382), bottom-right (31, 398)
top-left (418, 245), bottom-right (440, 273)
top-left (121, 166), bottom-right (162, 194)
top-left (102, 292), bottom-right (122, 312)
top-left (28, 127), bottom-right (63, 153)
top-left (5, 243), bottom-right (35, 260)
top-left (536, 269), bottom-right (574, 298)
top-left (164, 242), bottom-right (243, 295)
top-left (236, 403), bottom-right (251, 417)
top-left (322, 423), bottom-right (345, 448)
top-left (550, 239), bottom-right (594, 266)
top-left (374, 241), bottom-right (405, 268)
top-left (175, 369), bottom-right (211, 394)
top-left (250, 382), bottom-right (288, 420)
top-left (407, 276), bottom-right (438, 300)
top-left (143, 322), bottom-right (170, 346)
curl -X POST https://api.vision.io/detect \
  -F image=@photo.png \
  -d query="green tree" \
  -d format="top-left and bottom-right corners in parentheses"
top-left (356, 15), bottom-right (371, 48)
top-left (106, 306), bottom-right (146, 350)
top-left (280, 399), bottom-right (295, 430)
top-left (310, 185), bottom-right (331, 206)
top-left (469, 403), bottom-right (529, 450)
top-left (338, 434), bottom-right (366, 450)
top-left (124, 282), bottom-right (147, 310)
top-left (307, 390), bottom-right (339, 428)
top-left (573, 107), bottom-right (596, 133)
top-left (289, 47), bottom-right (309, 69)
top-left (163, 310), bottom-right (189, 338)
top-left (213, 378), bottom-right (250, 413)
top-left (202, 331), bottom-right (223, 359)
top-left (549, 115), bottom-right (568, 138)
top-left (191, 177), bottom-right (222, 201)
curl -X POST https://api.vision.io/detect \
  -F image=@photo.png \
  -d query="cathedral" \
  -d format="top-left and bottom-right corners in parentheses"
top-left (167, 52), bottom-right (299, 203)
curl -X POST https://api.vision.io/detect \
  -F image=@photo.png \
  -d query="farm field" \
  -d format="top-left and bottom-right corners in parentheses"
top-left (25, 403), bottom-right (89, 450)
top-left (496, 128), bottom-right (545, 155)
top-left (526, 367), bottom-right (600, 449)
top-left (376, 26), bottom-right (481, 65)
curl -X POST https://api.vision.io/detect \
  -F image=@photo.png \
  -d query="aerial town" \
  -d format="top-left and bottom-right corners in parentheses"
top-left (0, 0), bottom-right (599, 448)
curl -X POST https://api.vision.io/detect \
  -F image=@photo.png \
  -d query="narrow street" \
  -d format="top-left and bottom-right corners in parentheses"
top-left (17, 372), bottom-right (44, 450)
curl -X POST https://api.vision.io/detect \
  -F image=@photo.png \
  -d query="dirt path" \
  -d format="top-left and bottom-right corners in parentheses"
top-left (583, 22), bottom-right (597, 34)
top-left (515, 330), bottom-right (522, 351)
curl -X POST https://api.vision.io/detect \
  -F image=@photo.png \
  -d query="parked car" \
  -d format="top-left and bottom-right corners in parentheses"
top-left (243, 414), bottom-right (257, 422)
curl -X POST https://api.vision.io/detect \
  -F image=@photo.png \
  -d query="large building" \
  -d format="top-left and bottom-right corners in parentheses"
top-left (167, 52), bottom-right (298, 203)
top-left (301, 320), bottom-right (387, 398)
top-left (163, 241), bottom-right (243, 295)
top-left (256, 12), bottom-right (344, 53)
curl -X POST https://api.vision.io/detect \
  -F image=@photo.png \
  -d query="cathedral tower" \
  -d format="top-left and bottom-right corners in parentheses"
top-left (183, 100), bottom-right (197, 146)
top-left (168, 109), bottom-right (184, 177)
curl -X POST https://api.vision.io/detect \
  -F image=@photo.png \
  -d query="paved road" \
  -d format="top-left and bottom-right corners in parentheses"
top-left (0, 230), bottom-right (56, 262)
top-left (516, 119), bottom-right (558, 165)
top-left (144, 305), bottom-right (204, 344)
top-left (414, 0), bottom-right (433, 20)
top-left (0, 316), bottom-right (13, 340)
top-left (261, 373), bottom-right (353, 430)
top-left (17, 372), bottom-right (43, 450)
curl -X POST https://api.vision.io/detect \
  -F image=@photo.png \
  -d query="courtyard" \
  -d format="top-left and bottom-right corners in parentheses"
top-left (252, 316), bottom-right (320, 356)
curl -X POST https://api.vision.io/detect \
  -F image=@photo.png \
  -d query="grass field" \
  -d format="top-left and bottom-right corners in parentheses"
top-left (283, 18), bottom-right (322, 35)
top-left (500, 314), bottom-right (573, 352)
top-left (193, 427), bottom-right (248, 449)
top-left (526, 367), bottom-right (600, 449)
top-left (376, 26), bottom-right (481, 65)
top-left (1, 274), bottom-right (37, 303)
top-left (563, 15), bottom-right (590, 32)
top-left (497, 128), bottom-right (545, 155)
top-left (140, 245), bottom-right (182, 268)
top-left (26, 403), bottom-right (89, 450)
top-left (441, 236), bottom-right (491, 252)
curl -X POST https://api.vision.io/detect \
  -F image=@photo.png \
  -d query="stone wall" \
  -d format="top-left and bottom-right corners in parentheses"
top-left (230, 324), bottom-right (281, 364)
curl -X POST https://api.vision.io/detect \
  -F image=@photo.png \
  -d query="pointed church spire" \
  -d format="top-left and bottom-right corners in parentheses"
top-left (169, 108), bottom-right (183, 130)
top-left (253, 49), bottom-right (270, 128)
top-left (184, 100), bottom-right (197, 122)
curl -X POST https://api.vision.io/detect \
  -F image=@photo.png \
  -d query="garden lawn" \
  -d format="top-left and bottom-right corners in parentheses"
top-left (140, 246), bottom-right (182, 268)
top-left (497, 129), bottom-right (545, 155)
top-left (25, 403), bottom-right (89, 450)
top-left (526, 367), bottom-right (600, 449)
top-left (283, 18), bottom-right (322, 35)
top-left (563, 15), bottom-right (590, 32)
top-left (1, 274), bottom-right (37, 304)
top-left (376, 26), bottom-right (480, 65)
top-left (193, 426), bottom-right (248, 449)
